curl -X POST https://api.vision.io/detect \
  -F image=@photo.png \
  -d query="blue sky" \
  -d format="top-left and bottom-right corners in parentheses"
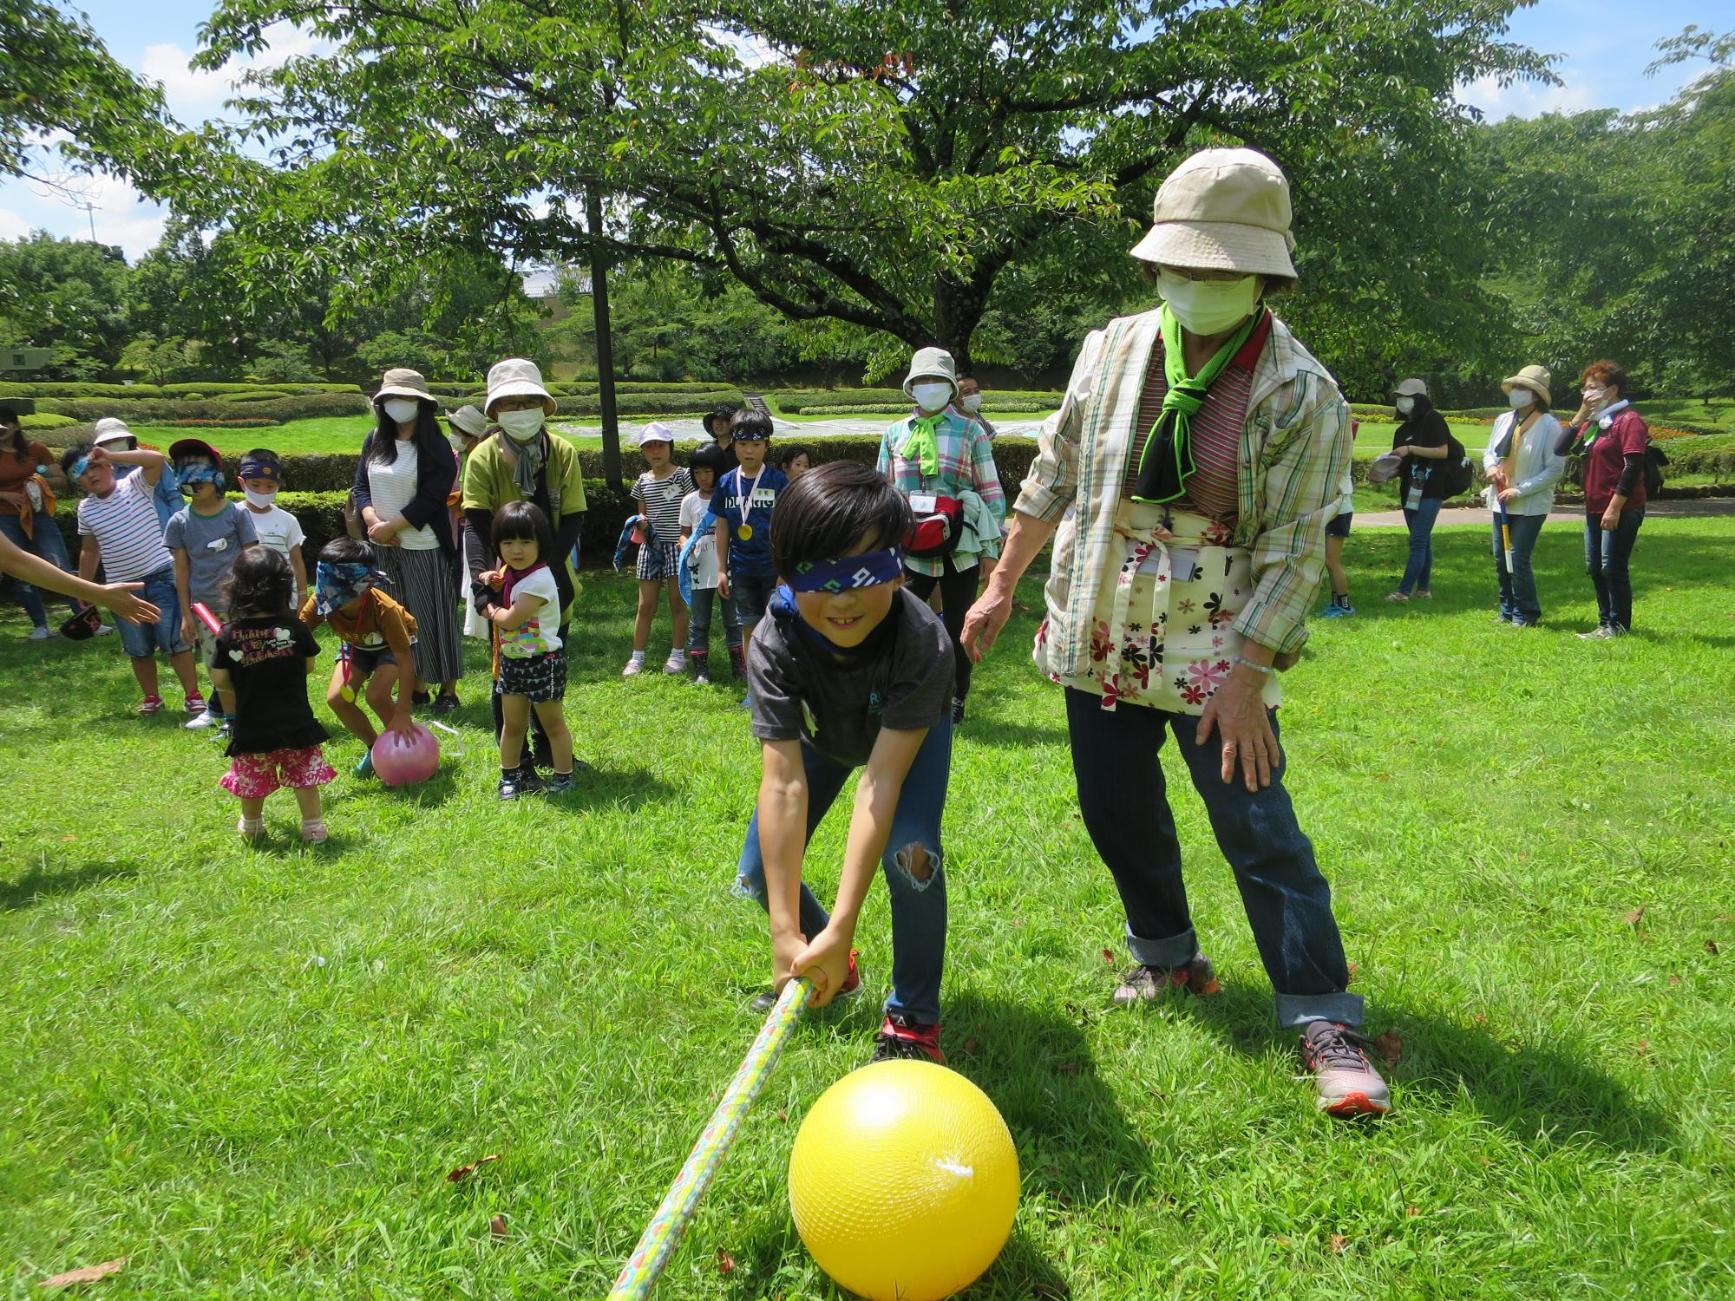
top-left (0, 0), bottom-right (1724, 262)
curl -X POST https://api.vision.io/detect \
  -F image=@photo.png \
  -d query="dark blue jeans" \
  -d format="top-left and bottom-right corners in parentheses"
top-left (1064, 688), bottom-right (1361, 1028)
top-left (1585, 506), bottom-right (1644, 631)
top-left (730, 571), bottom-right (778, 628)
top-left (1399, 496), bottom-right (1442, 594)
top-left (734, 722), bottom-right (952, 1023)
top-left (0, 509), bottom-right (78, 627)
top-left (1492, 511), bottom-right (1547, 624)
top-left (685, 585), bottom-right (742, 658)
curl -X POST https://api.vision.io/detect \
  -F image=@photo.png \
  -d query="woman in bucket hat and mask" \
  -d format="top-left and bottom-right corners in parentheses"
top-left (876, 346), bottom-right (1005, 724)
top-left (353, 368), bottom-right (466, 713)
top-left (462, 358), bottom-right (588, 774)
top-left (963, 148), bottom-right (1388, 1117)
top-left (1482, 365), bottom-right (1564, 627)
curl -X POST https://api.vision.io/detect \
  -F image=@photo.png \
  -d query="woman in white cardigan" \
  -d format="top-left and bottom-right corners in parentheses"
top-left (1483, 365), bottom-right (1565, 628)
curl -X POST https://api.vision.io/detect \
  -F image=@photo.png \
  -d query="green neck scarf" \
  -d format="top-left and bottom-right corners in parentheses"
top-left (1132, 304), bottom-right (1263, 504)
top-left (902, 412), bottom-right (944, 479)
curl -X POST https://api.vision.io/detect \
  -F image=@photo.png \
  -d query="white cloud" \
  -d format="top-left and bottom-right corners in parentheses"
top-left (1459, 72), bottom-right (1600, 121)
top-left (0, 207), bottom-right (31, 241)
top-left (139, 21), bottom-right (331, 121)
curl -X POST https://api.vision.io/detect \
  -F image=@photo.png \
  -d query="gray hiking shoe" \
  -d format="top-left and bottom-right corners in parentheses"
top-left (1112, 955), bottom-right (1221, 1005)
top-left (1300, 1021), bottom-right (1392, 1117)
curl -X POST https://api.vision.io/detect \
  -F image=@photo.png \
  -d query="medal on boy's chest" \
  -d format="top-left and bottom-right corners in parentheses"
top-left (737, 523), bottom-right (754, 541)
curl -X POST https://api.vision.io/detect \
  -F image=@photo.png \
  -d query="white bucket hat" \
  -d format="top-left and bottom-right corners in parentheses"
top-left (1131, 148), bottom-right (1297, 279)
top-left (1501, 364), bottom-right (1552, 408)
top-left (484, 358), bottom-right (556, 418)
top-left (374, 367), bottom-right (435, 404)
top-left (443, 404), bottom-right (489, 439)
top-left (901, 347), bottom-right (958, 401)
top-left (92, 417), bottom-right (134, 446)
top-left (636, 421), bottom-right (676, 447)
top-left (1393, 378), bottom-right (1430, 399)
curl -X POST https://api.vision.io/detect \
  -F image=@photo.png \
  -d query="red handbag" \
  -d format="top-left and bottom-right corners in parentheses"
top-left (903, 491), bottom-right (964, 559)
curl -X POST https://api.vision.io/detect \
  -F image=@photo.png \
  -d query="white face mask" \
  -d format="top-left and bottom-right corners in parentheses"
top-left (1582, 386), bottom-right (1607, 410)
top-left (1395, 396), bottom-right (1415, 416)
top-left (243, 488), bottom-right (277, 508)
top-left (1156, 272), bottom-right (1261, 336)
top-left (382, 398), bottom-right (422, 425)
top-left (910, 381), bottom-right (953, 413)
top-left (958, 393), bottom-right (983, 415)
top-left (1508, 389), bottom-right (1533, 410)
top-left (495, 408), bottom-right (545, 442)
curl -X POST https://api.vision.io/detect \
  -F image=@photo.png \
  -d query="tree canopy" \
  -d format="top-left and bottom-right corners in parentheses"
top-left (180, 0), bottom-right (1549, 376)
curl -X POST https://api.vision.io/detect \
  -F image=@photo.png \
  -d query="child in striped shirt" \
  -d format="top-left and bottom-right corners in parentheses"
top-left (623, 423), bottom-right (692, 677)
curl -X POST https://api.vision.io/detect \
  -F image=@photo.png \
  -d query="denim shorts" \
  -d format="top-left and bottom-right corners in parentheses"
top-left (730, 571), bottom-right (778, 625)
top-left (115, 567), bottom-right (191, 658)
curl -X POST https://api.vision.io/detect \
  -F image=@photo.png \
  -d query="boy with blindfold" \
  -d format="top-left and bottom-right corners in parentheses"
top-left (297, 538), bottom-right (420, 776)
top-left (164, 439), bottom-right (258, 731)
top-left (733, 462), bottom-right (957, 1064)
top-left (237, 448), bottom-right (308, 609)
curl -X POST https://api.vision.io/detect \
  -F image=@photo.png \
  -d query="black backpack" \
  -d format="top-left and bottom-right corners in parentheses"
top-left (1438, 432), bottom-right (1475, 498)
top-left (1643, 440), bottom-right (1668, 496)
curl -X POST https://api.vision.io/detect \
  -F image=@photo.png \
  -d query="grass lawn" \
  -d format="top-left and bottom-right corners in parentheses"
top-left (2, 520), bottom-right (1733, 1296)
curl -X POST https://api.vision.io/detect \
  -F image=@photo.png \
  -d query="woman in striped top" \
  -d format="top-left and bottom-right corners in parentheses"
top-left (961, 148), bottom-right (1388, 1119)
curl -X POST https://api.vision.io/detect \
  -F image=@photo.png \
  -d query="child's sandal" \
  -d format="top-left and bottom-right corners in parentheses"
top-left (237, 816), bottom-right (265, 840)
top-left (300, 819), bottom-right (329, 844)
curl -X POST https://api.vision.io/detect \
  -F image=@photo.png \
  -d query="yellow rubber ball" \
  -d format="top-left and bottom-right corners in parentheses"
top-left (788, 1059), bottom-right (1019, 1301)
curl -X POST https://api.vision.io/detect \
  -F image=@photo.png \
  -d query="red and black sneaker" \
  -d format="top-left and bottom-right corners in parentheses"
top-left (751, 949), bottom-right (861, 1013)
top-left (872, 1013), bottom-right (944, 1064)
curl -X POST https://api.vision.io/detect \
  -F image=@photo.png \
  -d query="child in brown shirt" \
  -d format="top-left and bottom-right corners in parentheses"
top-left (297, 538), bottom-right (419, 777)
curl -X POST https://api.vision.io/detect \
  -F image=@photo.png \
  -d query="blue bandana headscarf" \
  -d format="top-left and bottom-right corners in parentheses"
top-left (176, 461), bottom-right (222, 495)
top-left (314, 561), bottom-right (375, 615)
top-left (68, 453), bottom-right (92, 481)
top-left (786, 548), bottom-right (904, 593)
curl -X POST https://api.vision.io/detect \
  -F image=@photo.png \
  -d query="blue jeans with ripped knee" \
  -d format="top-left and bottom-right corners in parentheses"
top-left (734, 720), bottom-right (951, 1024)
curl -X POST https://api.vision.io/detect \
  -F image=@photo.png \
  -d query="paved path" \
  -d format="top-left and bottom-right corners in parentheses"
top-left (1357, 498), bottom-right (1735, 526)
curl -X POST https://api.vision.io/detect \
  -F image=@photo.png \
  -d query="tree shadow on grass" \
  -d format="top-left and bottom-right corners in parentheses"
top-left (1178, 982), bottom-right (1677, 1155)
top-left (0, 859), bottom-right (137, 911)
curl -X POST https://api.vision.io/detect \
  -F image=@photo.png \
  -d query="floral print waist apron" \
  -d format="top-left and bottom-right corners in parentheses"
top-left (1041, 500), bottom-right (1281, 714)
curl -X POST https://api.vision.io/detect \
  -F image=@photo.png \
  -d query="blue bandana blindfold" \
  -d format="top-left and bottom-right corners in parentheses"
top-left (176, 461), bottom-right (224, 493)
top-left (786, 548), bottom-right (903, 594)
top-left (314, 561), bottom-right (376, 615)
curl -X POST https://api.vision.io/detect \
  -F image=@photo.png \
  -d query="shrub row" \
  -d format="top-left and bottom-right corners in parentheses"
top-left (775, 387), bottom-right (1062, 413)
top-left (32, 392), bottom-right (373, 424)
top-left (0, 381), bottom-right (361, 399)
top-left (788, 400), bottom-right (1056, 418)
top-left (420, 380), bottom-right (734, 399)
top-left (18, 412), bottom-right (78, 431)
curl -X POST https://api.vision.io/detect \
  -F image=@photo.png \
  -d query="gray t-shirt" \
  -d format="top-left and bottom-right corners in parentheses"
top-left (164, 501), bottom-right (259, 607)
top-left (749, 587), bottom-right (953, 767)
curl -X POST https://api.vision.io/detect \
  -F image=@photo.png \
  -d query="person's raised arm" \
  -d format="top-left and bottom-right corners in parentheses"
top-left (103, 445), bottom-right (167, 486)
top-left (0, 532), bottom-right (154, 620)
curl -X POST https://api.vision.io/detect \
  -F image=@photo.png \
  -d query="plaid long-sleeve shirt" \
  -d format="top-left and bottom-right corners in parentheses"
top-left (1016, 308), bottom-right (1350, 677)
top-left (877, 409), bottom-right (1006, 578)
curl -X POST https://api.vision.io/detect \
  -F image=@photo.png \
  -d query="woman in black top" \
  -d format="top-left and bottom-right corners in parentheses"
top-left (1386, 377), bottom-right (1452, 602)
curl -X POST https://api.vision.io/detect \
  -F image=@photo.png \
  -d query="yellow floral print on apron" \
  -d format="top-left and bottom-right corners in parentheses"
top-left (1044, 501), bottom-right (1281, 714)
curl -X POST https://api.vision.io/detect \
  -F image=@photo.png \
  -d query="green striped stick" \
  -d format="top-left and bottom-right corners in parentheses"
top-left (607, 978), bottom-right (812, 1299)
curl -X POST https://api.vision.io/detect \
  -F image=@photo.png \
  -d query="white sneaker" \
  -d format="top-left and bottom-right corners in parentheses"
top-left (662, 649), bottom-right (686, 674)
top-left (93, 621), bottom-right (115, 636)
top-left (185, 709), bottom-right (220, 730)
top-left (622, 655), bottom-right (646, 678)
top-left (26, 625), bottom-right (51, 641)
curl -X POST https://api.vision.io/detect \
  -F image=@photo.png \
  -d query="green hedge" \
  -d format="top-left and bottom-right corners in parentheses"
top-left (0, 381), bottom-right (364, 400)
top-left (775, 387), bottom-right (1062, 414)
top-left (18, 412), bottom-right (78, 431)
top-left (34, 392), bottom-right (372, 424)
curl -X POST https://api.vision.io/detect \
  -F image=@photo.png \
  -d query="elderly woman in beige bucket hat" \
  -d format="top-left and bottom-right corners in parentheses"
top-left (1483, 364), bottom-right (1565, 627)
top-left (963, 147), bottom-right (1389, 1117)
